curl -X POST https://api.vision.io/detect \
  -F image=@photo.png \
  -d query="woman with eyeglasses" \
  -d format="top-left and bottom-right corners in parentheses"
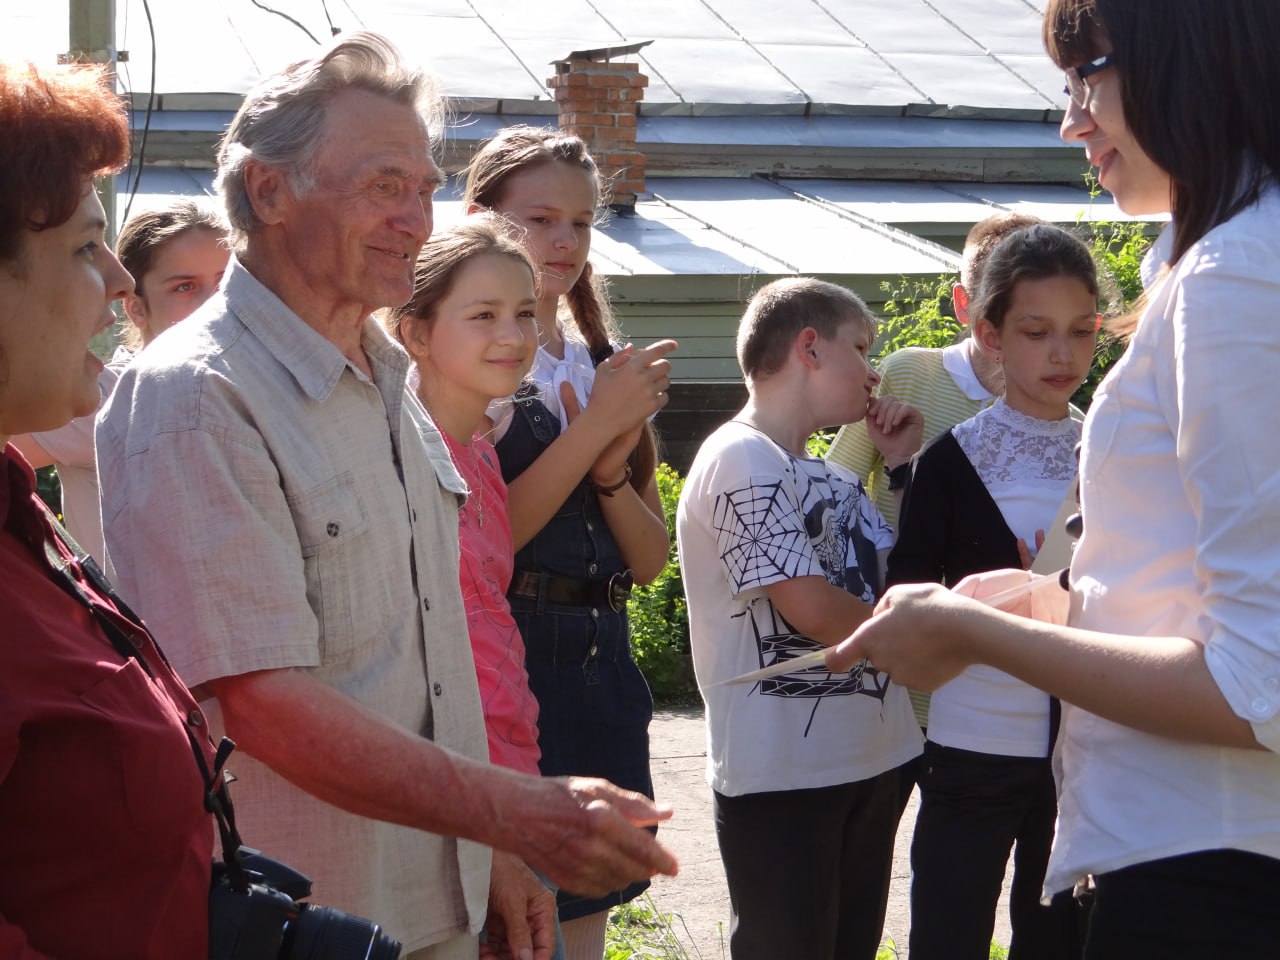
top-left (827, 2), bottom-right (1280, 956)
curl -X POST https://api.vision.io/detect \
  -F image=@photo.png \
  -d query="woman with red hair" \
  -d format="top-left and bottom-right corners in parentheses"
top-left (0, 61), bottom-right (214, 957)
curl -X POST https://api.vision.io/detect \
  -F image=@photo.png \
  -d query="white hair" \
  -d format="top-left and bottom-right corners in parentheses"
top-left (214, 31), bottom-right (443, 251)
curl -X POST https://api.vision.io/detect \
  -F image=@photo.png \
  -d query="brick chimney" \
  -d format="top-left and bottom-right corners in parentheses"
top-left (547, 42), bottom-right (652, 213)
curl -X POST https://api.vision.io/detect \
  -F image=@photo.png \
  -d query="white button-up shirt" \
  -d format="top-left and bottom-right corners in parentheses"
top-left (1050, 187), bottom-right (1280, 894)
top-left (96, 257), bottom-right (490, 951)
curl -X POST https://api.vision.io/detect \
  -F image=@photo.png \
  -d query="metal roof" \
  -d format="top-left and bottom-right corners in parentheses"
top-left (119, 165), bottom-right (1157, 288)
top-left (7, 0), bottom-right (1064, 119)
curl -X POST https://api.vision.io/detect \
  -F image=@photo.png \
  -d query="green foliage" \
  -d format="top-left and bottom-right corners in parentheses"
top-left (606, 894), bottom-right (717, 959)
top-left (875, 937), bottom-right (1007, 959)
top-left (875, 273), bottom-right (964, 356)
top-left (35, 466), bottom-right (62, 517)
top-left (872, 204), bottom-right (1153, 414)
top-left (805, 428), bottom-right (836, 459)
top-left (1071, 217), bottom-right (1152, 408)
top-left (627, 463), bottom-right (696, 702)
top-left (875, 937), bottom-right (901, 959)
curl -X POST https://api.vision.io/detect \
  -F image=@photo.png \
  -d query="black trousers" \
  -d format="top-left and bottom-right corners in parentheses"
top-left (909, 741), bottom-right (1081, 960)
top-left (1084, 848), bottom-right (1280, 959)
top-left (713, 766), bottom-right (905, 960)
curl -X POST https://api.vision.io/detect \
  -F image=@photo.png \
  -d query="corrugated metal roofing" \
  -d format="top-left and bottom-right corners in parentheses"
top-left (119, 165), bottom-right (1157, 286)
top-left (5, 0), bottom-right (1065, 118)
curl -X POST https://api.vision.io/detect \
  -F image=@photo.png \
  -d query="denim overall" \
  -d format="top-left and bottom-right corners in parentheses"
top-left (496, 386), bottom-right (655, 920)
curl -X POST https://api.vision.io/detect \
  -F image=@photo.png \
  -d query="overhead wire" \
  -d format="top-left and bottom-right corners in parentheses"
top-left (121, 0), bottom-right (344, 230)
top-left (320, 0), bottom-right (339, 36)
top-left (248, 0), bottom-right (321, 44)
top-left (121, 0), bottom-right (157, 226)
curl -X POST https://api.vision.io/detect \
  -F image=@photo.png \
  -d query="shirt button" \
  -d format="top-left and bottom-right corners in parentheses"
top-left (1251, 697), bottom-right (1270, 717)
top-left (188, 709), bottom-right (204, 728)
top-left (591, 608), bottom-right (599, 618)
top-left (433, 682), bottom-right (443, 696)
top-left (1267, 677), bottom-right (1279, 694)
top-left (131, 633), bottom-right (145, 650)
top-left (422, 597), bottom-right (431, 612)
top-left (326, 521), bottom-right (340, 537)
top-left (589, 644), bottom-right (599, 656)
top-left (586, 522), bottom-right (594, 532)
top-left (588, 562), bottom-right (598, 575)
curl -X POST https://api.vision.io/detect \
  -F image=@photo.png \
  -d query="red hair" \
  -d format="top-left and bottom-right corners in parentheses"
top-left (0, 61), bottom-right (130, 261)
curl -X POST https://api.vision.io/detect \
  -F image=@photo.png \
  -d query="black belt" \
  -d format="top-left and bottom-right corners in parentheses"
top-left (510, 569), bottom-right (634, 613)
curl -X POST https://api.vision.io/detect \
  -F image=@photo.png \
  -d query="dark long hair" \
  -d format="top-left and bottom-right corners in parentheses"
top-left (1044, 0), bottom-right (1280, 265)
top-left (970, 224), bottom-right (1098, 332)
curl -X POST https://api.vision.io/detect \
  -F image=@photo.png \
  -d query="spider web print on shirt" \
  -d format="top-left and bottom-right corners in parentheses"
top-left (715, 477), bottom-right (850, 592)
top-left (713, 474), bottom-right (876, 601)
top-left (715, 471), bottom-right (890, 735)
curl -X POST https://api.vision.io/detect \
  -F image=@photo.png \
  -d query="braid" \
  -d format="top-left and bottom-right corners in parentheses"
top-left (564, 261), bottom-right (617, 358)
top-left (627, 422), bottom-right (661, 495)
top-left (562, 263), bottom-right (659, 491)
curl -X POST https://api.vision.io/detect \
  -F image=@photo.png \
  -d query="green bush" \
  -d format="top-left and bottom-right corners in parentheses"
top-left (35, 465), bottom-right (62, 517)
top-left (871, 210), bottom-right (1153, 414)
top-left (628, 462), bottom-right (696, 702)
top-left (876, 273), bottom-right (964, 356)
top-left (1072, 217), bottom-right (1151, 407)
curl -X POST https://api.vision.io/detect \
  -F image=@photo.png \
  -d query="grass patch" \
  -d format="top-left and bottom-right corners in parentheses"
top-left (609, 900), bottom-right (1009, 959)
top-left (606, 894), bottom-right (720, 959)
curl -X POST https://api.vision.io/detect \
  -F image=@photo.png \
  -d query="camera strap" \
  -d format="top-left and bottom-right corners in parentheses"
top-left (37, 503), bottom-right (254, 890)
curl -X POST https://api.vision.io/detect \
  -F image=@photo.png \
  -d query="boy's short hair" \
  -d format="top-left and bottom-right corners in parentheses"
top-left (737, 277), bottom-right (876, 380)
top-left (960, 212), bottom-right (1044, 294)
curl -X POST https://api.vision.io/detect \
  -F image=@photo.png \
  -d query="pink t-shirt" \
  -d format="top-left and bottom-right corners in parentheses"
top-left (443, 430), bottom-right (542, 776)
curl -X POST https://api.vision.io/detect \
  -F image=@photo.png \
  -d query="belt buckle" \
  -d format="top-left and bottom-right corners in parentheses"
top-left (607, 569), bottom-right (634, 613)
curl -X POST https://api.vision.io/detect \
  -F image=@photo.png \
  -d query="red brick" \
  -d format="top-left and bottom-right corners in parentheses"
top-left (563, 112), bottom-right (617, 127)
top-left (615, 113), bottom-right (638, 128)
top-left (603, 87), bottom-right (645, 103)
top-left (553, 94), bottom-right (607, 111)
top-left (576, 72), bottom-right (633, 88)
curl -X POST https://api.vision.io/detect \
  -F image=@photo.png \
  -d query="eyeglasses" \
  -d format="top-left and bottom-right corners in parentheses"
top-left (1063, 53), bottom-right (1115, 107)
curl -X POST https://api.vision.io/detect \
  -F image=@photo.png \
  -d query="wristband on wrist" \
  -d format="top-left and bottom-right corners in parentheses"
top-left (885, 461), bottom-right (911, 492)
top-left (590, 462), bottom-right (633, 497)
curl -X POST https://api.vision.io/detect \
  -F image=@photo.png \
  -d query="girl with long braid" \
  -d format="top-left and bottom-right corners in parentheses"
top-left (464, 126), bottom-right (676, 960)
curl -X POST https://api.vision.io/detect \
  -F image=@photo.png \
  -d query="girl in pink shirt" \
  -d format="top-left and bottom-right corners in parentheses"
top-left (386, 215), bottom-right (543, 776)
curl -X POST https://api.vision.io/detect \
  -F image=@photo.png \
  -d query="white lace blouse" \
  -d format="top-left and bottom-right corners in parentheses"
top-left (926, 398), bottom-right (1082, 759)
top-left (952, 398), bottom-right (1081, 550)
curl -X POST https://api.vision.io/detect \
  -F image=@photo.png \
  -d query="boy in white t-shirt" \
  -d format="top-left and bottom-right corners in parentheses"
top-left (676, 277), bottom-right (924, 960)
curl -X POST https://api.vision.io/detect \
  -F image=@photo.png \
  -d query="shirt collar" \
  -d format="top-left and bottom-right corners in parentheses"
top-left (1142, 223), bottom-right (1175, 290)
top-left (1, 445), bottom-right (39, 541)
top-left (222, 256), bottom-right (409, 402)
top-left (940, 338), bottom-right (995, 402)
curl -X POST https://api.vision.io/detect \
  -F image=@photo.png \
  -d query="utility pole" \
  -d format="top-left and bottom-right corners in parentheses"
top-left (68, 0), bottom-right (121, 354)
top-left (67, 0), bottom-right (119, 242)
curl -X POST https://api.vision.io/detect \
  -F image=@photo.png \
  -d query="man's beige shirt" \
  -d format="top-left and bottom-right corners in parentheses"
top-left (97, 257), bottom-right (490, 952)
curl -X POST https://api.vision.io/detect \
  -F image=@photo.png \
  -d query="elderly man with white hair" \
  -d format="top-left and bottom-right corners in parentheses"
top-left (97, 32), bottom-right (676, 960)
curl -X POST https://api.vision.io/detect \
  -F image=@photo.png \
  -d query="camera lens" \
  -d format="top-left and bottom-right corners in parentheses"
top-left (283, 905), bottom-right (401, 960)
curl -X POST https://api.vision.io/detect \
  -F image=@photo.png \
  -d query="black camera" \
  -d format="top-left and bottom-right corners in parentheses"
top-left (209, 846), bottom-right (401, 960)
